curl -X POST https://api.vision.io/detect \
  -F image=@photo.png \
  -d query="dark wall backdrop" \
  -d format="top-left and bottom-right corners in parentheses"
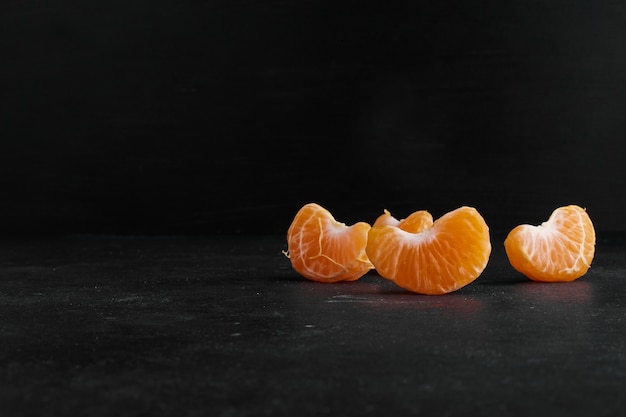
top-left (2, 1), bottom-right (626, 235)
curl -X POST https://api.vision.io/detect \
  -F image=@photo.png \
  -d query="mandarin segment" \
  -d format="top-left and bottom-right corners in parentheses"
top-left (373, 209), bottom-right (400, 228)
top-left (286, 203), bottom-right (374, 283)
top-left (373, 209), bottom-right (434, 233)
top-left (366, 206), bottom-right (491, 295)
top-left (504, 205), bottom-right (596, 282)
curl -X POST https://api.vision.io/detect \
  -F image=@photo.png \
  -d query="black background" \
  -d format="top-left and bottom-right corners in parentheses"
top-left (2, 0), bottom-right (625, 236)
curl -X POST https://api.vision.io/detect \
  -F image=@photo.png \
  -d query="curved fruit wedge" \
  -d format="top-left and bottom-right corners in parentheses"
top-left (286, 203), bottom-right (374, 282)
top-left (373, 209), bottom-right (434, 233)
top-left (504, 205), bottom-right (596, 282)
top-left (366, 206), bottom-right (491, 295)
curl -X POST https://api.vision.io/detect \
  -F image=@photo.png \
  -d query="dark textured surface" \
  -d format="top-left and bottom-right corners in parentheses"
top-left (1, 234), bottom-right (625, 416)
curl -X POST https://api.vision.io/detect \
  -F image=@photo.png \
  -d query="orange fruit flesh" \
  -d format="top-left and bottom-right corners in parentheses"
top-left (373, 209), bottom-right (434, 233)
top-left (366, 206), bottom-right (491, 295)
top-left (504, 205), bottom-right (596, 282)
top-left (286, 203), bottom-right (374, 283)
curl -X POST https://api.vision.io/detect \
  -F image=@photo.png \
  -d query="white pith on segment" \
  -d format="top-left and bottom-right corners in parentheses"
top-left (367, 206), bottom-right (491, 294)
top-left (515, 205), bottom-right (595, 278)
top-left (287, 203), bottom-right (372, 281)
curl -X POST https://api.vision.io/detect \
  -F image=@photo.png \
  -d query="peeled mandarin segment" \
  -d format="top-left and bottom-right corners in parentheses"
top-left (286, 203), bottom-right (374, 283)
top-left (397, 210), bottom-right (434, 233)
top-left (366, 206), bottom-right (491, 295)
top-left (373, 209), bottom-right (400, 228)
top-left (373, 209), bottom-right (433, 233)
top-left (504, 205), bottom-right (596, 282)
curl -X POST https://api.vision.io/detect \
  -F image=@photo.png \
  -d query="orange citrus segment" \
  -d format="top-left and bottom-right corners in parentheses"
top-left (286, 203), bottom-right (374, 283)
top-left (504, 205), bottom-right (596, 282)
top-left (366, 206), bottom-right (491, 295)
top-left (373, 209), bottom-right (401, 228)
top-left (373, 209), bottom-right (434, 233)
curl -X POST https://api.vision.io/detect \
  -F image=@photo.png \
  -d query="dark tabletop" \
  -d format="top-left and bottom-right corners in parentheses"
top-left (0, 233), bottom-right (625, 416)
